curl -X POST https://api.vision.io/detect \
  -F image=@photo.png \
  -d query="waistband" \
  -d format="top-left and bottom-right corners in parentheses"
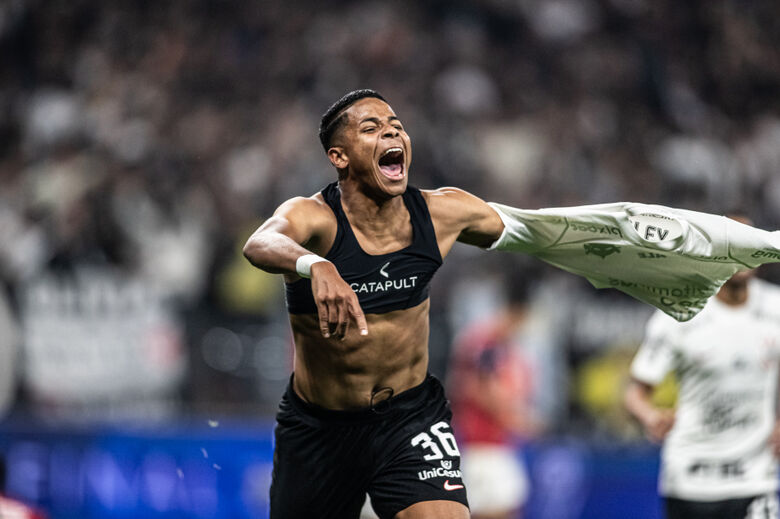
top-left (285, 373), bottom-right (440, 423)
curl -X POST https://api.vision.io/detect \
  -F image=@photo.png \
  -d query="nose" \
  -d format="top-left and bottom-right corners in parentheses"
top-left (382, 126), bottom-right (399, 138)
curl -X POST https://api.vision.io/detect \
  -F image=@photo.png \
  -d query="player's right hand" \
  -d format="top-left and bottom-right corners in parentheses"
top-left (642, 408), bottom-right (675, 443)
top-left (310, 261), bottom-right (368, 340)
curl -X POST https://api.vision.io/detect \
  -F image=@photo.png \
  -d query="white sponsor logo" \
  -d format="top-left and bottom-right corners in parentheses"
top-left (350, 277), bottom-right (418, 294)
top-left (417, 466), bottom-right (463, 481)
top-left (349, 261), bottom-right (418, 294)
top-left (443, 480), bottom-right (464, 491)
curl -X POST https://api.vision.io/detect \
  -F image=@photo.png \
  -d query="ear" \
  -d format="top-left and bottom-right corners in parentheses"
top-left (327, 147), bottom-right (349, 169)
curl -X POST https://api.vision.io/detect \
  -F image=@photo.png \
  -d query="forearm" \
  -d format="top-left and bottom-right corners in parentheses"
top-left (243, 230), bottom-right (320, 275)
top-left (623, 382), bottom-right (657, 425)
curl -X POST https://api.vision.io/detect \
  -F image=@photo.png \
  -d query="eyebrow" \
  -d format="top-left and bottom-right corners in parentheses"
top-left (359, 116), bottom-right (402, 125)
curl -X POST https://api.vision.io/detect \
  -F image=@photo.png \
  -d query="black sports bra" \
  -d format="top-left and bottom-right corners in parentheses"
top-left (285, 182), bottom-right (443, 314)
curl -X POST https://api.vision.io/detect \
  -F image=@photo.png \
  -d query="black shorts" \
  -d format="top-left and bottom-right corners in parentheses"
top-left (269, 374), bottom-right (469, 519)
top-left (665, 493), bottom-right (779, 519)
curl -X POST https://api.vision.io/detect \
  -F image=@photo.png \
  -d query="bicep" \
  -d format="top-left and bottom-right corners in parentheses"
top-left (428, 188), bottom-right (505, 249)
top-left (242, 197), bottom-right (335, 276)
top-left (457, 198), bottom-right (505, 247)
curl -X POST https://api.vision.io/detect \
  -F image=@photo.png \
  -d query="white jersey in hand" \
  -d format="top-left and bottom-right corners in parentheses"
top-left (631, 279), bottom-right (780, 501)
top-left (488, 202), bottom-right (780, 321)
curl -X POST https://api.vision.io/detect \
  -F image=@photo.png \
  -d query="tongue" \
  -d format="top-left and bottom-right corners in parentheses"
top-left (379, 163), bottom-right (403, 179)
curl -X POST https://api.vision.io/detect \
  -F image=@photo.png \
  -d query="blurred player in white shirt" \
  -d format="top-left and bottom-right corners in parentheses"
top-left (625, 216), bottom-right (780, 519)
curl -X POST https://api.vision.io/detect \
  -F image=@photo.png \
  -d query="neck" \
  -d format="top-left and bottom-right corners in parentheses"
top-left (716, 280), bottom-right (750, 306)
top-left (338, 180), bottom-right (405, 222)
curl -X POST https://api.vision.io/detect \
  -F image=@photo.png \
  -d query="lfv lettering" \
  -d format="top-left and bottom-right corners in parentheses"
top-left (633, 221), bottom-right (669, 241)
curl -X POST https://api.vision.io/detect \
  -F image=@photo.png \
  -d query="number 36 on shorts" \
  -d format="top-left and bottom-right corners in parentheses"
top-left (410, 421), bottom-right (461, 461)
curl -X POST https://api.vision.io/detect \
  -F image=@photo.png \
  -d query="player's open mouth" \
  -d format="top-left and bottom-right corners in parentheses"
top-left (378, 147), bottom-right (405, 181)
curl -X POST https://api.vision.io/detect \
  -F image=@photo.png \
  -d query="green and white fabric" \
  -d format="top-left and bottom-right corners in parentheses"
top-left (488, 202), bottom-right (780, 322)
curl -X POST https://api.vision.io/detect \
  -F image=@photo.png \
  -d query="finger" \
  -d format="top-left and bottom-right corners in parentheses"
top-left (318, 302), bottom-right (331, 338)
top-left (328, 301), bottom-right (339, 336)
top-left (334, 300), bottom-right (347, 339)
top-left (340, 303), bottom-right (350, 340)
top-left (349, 298), bottom-right (368, 336)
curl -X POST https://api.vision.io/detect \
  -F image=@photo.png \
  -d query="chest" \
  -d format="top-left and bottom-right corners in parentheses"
top-left (327, 191), bottom-right (442, 288)
top-left (349, 221), bottom-right (414, 256)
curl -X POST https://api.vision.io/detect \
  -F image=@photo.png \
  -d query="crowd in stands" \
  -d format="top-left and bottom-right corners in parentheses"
top-left (0, 0), bottom-right (778, 432)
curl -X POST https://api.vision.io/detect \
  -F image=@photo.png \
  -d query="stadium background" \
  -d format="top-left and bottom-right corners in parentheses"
top-left (0, 0), bottom-right (779, 517)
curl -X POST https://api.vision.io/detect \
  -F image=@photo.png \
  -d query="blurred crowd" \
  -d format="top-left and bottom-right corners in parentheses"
top-left (0, 0), bottom-right (779, 434)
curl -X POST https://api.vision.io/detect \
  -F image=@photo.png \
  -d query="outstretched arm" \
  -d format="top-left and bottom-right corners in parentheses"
top-left (243, 197), bottom-right (368, 339)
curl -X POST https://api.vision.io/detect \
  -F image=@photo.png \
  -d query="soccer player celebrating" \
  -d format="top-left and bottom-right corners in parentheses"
top-left (244, 90), bottom-right (780, 518)
top-left (624, 225), bottom-right (780, 519)
top-left (244, 90), bottom-right (503, 518)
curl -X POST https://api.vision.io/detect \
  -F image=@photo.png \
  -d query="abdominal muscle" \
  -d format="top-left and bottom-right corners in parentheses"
top-left (288, 299), bottom-right (431, 410)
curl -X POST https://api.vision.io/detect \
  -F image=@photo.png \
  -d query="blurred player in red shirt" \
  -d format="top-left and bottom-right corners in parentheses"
top-left (448, 273), bottom-right (545, 519)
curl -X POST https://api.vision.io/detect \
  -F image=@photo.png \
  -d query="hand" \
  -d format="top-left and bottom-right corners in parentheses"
top-left (641, 408), bottom-right (675, 443)
top-left (770, 420), bottom-right (780, 457)
top-left (310, 261), bottom-right (368, 340)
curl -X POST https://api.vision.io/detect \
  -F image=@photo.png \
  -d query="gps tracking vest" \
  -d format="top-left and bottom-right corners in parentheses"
top-left (285, 182), bottom-right (443, 315)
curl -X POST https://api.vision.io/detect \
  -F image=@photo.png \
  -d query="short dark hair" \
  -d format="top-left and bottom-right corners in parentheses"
top-left (319, 89), bottom-right (387, 151)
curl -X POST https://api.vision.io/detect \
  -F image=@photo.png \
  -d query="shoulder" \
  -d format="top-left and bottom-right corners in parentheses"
top-left (421, 186), bottom-right (484, 206)
top-left (750, 278), bottom-right (780, 320)
top-left (644, 309), bottom-right (683, 339)
top-left (263, 191), bottom-right (337, 250)
top-left (274, 192), bottom-right (334, 225)
top-left (752, 278), bottom-right (780, 301)
top-left (421, 187), bottom-right (492, 222)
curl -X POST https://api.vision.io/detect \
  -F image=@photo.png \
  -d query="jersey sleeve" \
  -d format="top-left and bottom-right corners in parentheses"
top-left (630, 311), bottom-right (678, 385)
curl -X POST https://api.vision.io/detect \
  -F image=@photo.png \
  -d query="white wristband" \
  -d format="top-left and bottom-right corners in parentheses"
top-left (296, 254), bottom-right (329, 278)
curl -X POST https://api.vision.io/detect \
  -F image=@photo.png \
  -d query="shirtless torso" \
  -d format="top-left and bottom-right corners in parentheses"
top-left (254, 182), bottom-right (501, 409)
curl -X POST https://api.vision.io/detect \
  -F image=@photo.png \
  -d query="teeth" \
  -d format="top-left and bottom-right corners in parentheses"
top-left (382, 147), bottom-right (402, 157)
